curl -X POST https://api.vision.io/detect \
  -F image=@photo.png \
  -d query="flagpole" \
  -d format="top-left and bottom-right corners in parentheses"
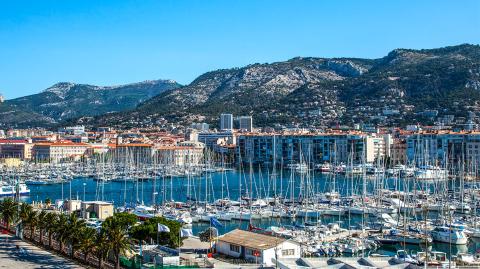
top-left (209, 217), bottom-right (212, 255)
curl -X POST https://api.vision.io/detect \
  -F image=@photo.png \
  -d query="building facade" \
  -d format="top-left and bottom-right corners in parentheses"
top-left (0, 139), bottom-right (33, 159)
top-left (216, 229), bottom-right (301, 266)
top-left (154, 142), bottom-right (204, 166)
top-left (238, 116), bottom-right (253, 132)
top-left (198, 132), bottom-right (236, 149)
top-left (220, 113), bottom-right (233, 131)
top-left (33, 141), bottom-right (90, 162)
top-left (406, 132), bottom-right (473, 165)
top-left (390, 138), bottom-right (407, 164)
top-left (236, 133), bottom-right (378, 166)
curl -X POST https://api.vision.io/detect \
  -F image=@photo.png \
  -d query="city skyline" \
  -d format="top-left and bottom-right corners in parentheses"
top-left (1, 0), bottom-right (479, 99)
top-left (1, 1), bottom-right (479, 267)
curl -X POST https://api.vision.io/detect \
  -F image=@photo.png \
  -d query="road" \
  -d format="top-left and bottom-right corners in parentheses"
top-left (0, 233), bottom-right (85, 269)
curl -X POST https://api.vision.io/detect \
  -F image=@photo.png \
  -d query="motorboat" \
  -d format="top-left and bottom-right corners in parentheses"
top-left (316, 163), bottom-right (333, 173)
top-left (0, 183), bottom-right (30, 197)
top-left (287, 163), bottom-right (309, 173)
top-left (431, 226), bottom-right (468, 245)
top-left (456, 253), bottom-right (480, 266)
top-left (132, 205), bottom-right (156, 220)
top-left (392, 250), bottom-right (418, 265)
top-left (415, 251), bottom-right (450, 267)
top-left (415, 166), bottom-right (448, 180)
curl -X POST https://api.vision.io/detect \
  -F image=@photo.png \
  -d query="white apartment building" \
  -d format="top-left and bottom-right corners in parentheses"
top-left (365, 134), bottom-right (392, 162)
top-left (155, 142), bottom-right (204, 166)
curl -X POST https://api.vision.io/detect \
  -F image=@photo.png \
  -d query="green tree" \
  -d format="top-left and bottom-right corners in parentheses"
top-left (54, 213), bottom-right (69, 253)
top-left (199, 227), bottom-right (217, 243)
top-left (25, 207), bottom-right (39, 240)
top-left (144, 217), bottom-right (182, 248)
top-left (66, 213), bottom-right (86, 258)
top-left (78, 227), bottom-right (97, 263)
top-left (37, 210), bottom-right (48, 245)
top-left (44, 198), bottom-right (52, 208)
top-left (44, 212), bottom-right (58, 249)
top-left (130, 224), bottom-right (153, 244)
top-left (0, 198), bottom-right (18, 231)
top-left (95, 230), bottom-right (110, 269)
top-left (19, 203), bottom-right (31, 222)
top-left (103, 216), bottom-right (132, 269)
top-left (112, 212), bottom-right (138, 230)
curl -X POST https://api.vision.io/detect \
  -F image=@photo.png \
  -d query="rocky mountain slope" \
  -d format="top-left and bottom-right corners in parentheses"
top-left (0, 80), bottom-right (181, 128)
top-left (87, 44), bottom-right (480, 129)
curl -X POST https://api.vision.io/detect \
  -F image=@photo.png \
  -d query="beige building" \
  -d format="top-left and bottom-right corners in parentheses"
top-left (33, 141), bottom-right (89, 162)
top-left (81, 201), bottom-right (114, 220)
top-left (0, 139), bottom-right (33, 159)
top-left (6, 129), bottom-right (51, 138)
top-left (155, 142), bottom-right (204, 166)
top-left (65, 200), bottom-right (83, 212)
top-left (391, 138), bottom-right (407, 164)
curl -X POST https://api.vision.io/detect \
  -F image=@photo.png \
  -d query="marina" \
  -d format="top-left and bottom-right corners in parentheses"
top-left (3, 160), bottom-right (480, 264)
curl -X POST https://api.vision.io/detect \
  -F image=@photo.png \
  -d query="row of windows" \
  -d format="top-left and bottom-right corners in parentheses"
top-left (228, 244), bottom-right (295, 257)
top-left (246, 248), bottom-right (259, 256)
top-left (282, 249), bottom-right (295, 256)
top-left (229, 244), bottom-right (240, 252)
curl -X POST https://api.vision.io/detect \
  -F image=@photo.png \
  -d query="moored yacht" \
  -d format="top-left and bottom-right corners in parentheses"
top-left (0, 183), bottom-right (30, 197)
top-left (132, 205), bottom-right (156, 220)
top-left (431, 226), bottom-right (468, 245)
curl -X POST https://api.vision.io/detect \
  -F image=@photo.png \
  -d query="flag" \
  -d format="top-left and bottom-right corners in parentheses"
top-left (210, 217), bottom-right (223, 229)
top-left (180, 228), bottom-right (193, 237)
top-left (157, 223), bottom-right (170, 233)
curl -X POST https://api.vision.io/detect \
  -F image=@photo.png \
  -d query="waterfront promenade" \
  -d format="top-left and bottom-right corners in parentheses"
top-left (0, 233), bottom-right (85, 269)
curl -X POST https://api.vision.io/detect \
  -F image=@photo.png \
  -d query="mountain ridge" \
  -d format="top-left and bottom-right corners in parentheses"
top-left (2, 43), bottom-right (479, 129)
top-left (85, 43), bottom-right (480, 128)
top-left (0, 79), bottom-right (181, 128)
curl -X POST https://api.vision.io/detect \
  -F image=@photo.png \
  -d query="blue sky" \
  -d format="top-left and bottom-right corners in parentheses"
top-left (0, 0), bottom-right (479, 99)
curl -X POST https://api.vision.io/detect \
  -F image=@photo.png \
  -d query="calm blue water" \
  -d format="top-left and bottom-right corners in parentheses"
top-left (25, 170), bottom-right (422, 206)
top-left (22, 169), bottom-right (480, 256)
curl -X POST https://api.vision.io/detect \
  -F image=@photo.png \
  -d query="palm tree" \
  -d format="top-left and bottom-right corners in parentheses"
top-left (19, 203), bottom-right (32, 237)
top-left (54, 213), bottom-right (69, 253)
top-left (44, 212), bottom-right (58, 249)
top-left (44, 198), bottom-right (51, 208)
top-left (95, 230), bottom-right (110, 269)
top-left (19, 203), bottom-right (31, 223)
top-left (25, 208), bottom-right (39, 241)
top-left (78, 227), bottom-right (97, 263)
top-left (0, 198), bottom-right (18, 231)
top-left (66, 213), bottom-right (86, 258)
top-left (37, 210), bottom-right (48, 245)
top-left (103, 217), bottom-right (132, 269)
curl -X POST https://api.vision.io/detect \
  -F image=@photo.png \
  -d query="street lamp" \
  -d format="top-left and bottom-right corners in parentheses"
top-left (153, 192), bottom-right (158, 212)
top-left (83, 182), bottom-right (87, 201)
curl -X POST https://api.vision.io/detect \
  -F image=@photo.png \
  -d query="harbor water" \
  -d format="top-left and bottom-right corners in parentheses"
top-left (22, 169), bottom-right (480, 257)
